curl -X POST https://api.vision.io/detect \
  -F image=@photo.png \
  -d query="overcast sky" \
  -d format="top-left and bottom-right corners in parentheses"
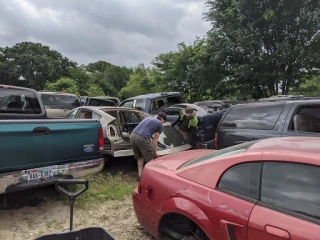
top-left (0, 0), bottom-right (210, 67)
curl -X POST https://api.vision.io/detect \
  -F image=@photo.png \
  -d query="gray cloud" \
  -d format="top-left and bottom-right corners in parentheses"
top-left (0, 0), bottom-right (210, 67)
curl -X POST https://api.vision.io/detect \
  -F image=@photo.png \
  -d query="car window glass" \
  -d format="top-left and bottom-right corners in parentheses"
top-left (289, 105), bottom-right (320, 133)
top-left (220, 102), bottom-right (285, 130)
top-left (64, 109), bottom-right (78, 118)
top-left (77, 110), bottom-right (93, 119)
top-left (164, 109), bottom-right (180, 115)
top-left (154, 124), bottom-right (188, 148)
top-left (122, 100), bottom-right (134, 108)
top-left (178, 141), bottom-right (257, 169)
top-left (106, 110), bottom-right (117, 118)
top-left (123, 111), bottom-right (140, 123)
top-left (152, 99), bottom-right (166, 112)
top-left (0, 88), bottom-right (41, 114)
top-left (167, 96), bottom-right (182, 106)
top-left (88, 99), bottom-right (115, 106)
top-left (218, 162), bottom-right (260, 199)
top-left (135, 99), bottom-right (145, 111)
top-left (261, 162), bottom-right (320, 220)
top-left (104, 110), bottom-right (121, 122)
top-left (92, 112), bottom-right (100, 120)
top-left (41, 94), bottom-right (80, 109)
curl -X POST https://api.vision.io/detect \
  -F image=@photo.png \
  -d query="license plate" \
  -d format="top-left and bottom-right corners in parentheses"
top-left (28, 168), bottom-right (53, 182)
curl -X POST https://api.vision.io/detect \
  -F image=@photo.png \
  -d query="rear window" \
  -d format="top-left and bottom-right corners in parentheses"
top-left (178, 141), bottom-right (257, 169)
top-left (0, 88), bottom-right (41, 114)
top-left (88, 99), bottom-right (115, 106)
top-left (41, 94), bottom-right (80, 109)
top-left (220, 103), bottom-right (285, 130)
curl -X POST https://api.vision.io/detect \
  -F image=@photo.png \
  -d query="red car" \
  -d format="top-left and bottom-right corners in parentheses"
top-left (132, 137), bottom-right (320, 240)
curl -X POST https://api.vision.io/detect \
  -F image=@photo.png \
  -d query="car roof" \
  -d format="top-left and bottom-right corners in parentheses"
top-left (195, 100), bottom-right (238, 104)
top-left (247, 137), bottom-right (320, 156)
top-left (236, 99), bottom-right (320, 107)
top-left (88, 96), bottom-right (120, 100)
top-left (124, 92), bottom-right (181, 100)
top-left (0, 84), bottom-right (39, 93)
top-left (76, 106), bottom-right (151, 115)
top-left (39, 91), bottom-right (78, 97)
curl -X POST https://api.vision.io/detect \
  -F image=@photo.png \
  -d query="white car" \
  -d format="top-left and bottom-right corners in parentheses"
top-left (64, 106), bottom-right (191, 160)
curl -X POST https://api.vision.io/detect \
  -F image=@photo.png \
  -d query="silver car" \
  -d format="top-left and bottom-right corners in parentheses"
top-left (64, 106), bottom-right (191, 160)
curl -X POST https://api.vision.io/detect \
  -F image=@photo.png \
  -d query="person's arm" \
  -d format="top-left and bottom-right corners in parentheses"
top-left (152, 132), bottom-right (160, 158)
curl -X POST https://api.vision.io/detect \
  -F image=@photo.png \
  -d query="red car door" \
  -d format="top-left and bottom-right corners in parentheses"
top-left (248, 162), bottom-right (320, 240)
top-left (212, 161), bottom-right (261, 240)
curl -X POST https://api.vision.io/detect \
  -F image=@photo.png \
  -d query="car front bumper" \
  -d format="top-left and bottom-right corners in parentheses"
top-left (0, 158), bottom-right (104, 194)
top-left (132, 188), bottom-right (160, 238)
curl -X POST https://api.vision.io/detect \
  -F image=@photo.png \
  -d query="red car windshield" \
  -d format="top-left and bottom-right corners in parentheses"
top-left (178, 141), bottom-right (257, 169)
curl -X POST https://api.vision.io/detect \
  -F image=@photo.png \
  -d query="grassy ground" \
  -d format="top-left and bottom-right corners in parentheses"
top-left (49, 172), bottom-right (138, 209)
top-left (0, 157), bottom-right (152, 240)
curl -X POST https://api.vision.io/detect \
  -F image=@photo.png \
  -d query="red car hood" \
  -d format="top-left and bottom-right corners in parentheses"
top-left (147, 149), bottom-right (214, 170)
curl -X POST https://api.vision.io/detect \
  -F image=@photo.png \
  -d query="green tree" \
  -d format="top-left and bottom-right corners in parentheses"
top-left (45, 77), bottom-right (79, 95)
top-left (205, 0), bottom-right (320, 98)
top-left (103, 65), bottom-right (132, 93)
top-left (119, 64), bottom-right (161, 99)
top-left (152, 38), bottom-right (213, 102)
top-left (290, 75), bottom-right (320, 96)
top-left (86, 84), bottom-right (105, 97)
top-left (68, 66), bottom-right (93, 96)
top-left (85, 61), bottom-right (131, 97)
top-left (86, 60), bottom-right (112, 73)
top-left (0, 42), bottom-right (76, 90)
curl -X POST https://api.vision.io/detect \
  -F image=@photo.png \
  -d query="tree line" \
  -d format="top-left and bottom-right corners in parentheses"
top-left (0, 0), bottom-right (319, 102)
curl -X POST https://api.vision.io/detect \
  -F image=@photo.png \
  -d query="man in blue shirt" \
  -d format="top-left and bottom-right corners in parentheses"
top-left (130, 112), bottom-right (167, 181)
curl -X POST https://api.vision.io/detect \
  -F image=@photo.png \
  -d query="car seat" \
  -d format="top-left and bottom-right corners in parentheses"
top-left (157, 100), bottom-right (164, 109)
top-left (293, 114), bottom-right (320, 132)
top-left (7, 102), bottom-right (23, 109)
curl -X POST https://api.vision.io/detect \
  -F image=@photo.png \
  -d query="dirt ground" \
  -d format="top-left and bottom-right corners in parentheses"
top-left (0, 158), bottom-right (153, 240)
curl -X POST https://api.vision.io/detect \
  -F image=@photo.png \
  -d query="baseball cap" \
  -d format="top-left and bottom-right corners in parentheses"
top-left (185, 106), bottom-right (194, 114)
top-left (157, 112), bottom-right (167, 122)
top-left (184, 106), bottom-right (196, 117)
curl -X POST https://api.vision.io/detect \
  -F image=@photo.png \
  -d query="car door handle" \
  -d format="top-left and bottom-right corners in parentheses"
top-left (265, 225), bottom-right (290, 238)
top-left (32, 127), bottom-right (51, 136)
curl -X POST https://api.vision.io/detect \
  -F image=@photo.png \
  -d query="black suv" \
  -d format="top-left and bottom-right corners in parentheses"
top-left (215, 99), bottom-right (320, 149)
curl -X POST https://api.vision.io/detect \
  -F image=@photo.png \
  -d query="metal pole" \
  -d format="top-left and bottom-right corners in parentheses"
top-left (70, 198), bottom-right (74, 231)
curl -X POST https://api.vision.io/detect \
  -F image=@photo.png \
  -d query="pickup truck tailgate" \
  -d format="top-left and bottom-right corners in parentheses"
top-left (0, 119), bottom-right (101, 173)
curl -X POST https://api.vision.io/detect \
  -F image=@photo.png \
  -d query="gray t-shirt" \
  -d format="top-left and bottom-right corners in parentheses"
top-left (133, 117), bottom-right (163, 138)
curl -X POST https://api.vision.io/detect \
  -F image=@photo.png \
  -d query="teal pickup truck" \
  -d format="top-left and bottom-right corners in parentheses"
top-left (0, 85), bottom-right (105, 194)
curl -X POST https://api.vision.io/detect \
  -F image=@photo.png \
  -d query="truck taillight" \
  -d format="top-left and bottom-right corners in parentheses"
top-left (214, 133), bottom-right (218, 149)
top-left (98, 128), bottom-right (104, 152)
